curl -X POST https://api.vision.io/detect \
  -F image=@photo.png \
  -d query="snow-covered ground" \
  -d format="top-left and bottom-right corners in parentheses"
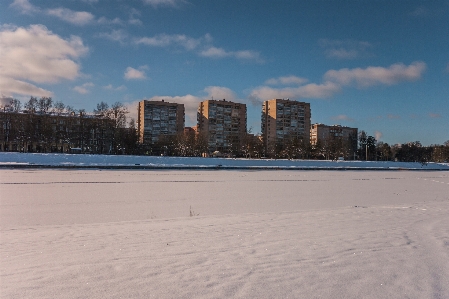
top-left (1, 152), bottom-right (448, 169)
top-left (1, 169), bottom-right (448, 298)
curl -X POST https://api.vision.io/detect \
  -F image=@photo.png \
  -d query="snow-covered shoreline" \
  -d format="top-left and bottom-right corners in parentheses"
top-left (1, 152), bottom-right (448, 170)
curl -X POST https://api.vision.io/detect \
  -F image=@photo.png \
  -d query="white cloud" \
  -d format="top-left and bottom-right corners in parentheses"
top-left (98, 29), bottom-right (128, 44)
top-left (445, 63), bottom-right (449, 73)
top-left (319, 39), bottom-right (373, 60)
top-left (0, 24), bottom-right (88, 97)
top-left (128, 8), bottom-right (143, 25)
top-left (250, 62), bottom-right (426, 102)
top-left (249, 81), bottom-right (341, 102)
top-left (324, 61), bottom-right (427, 87)
top-left (46, 8), bottom-right (95, 26)
top-left (10, 0), bottom-right (39, 14)
top-left (135, 34), bottom-right (208, 50)
top-left (11, 0), bottom-right (121, 26)
top-left (136, 33), bottom-right (261, 62)
top-left (200, 47), bottom-right (262, 62)
top-left (234, 50), bottom-right (261, 61)
top-left (0, 77), bottom-right (53, 97)
top-left (265, 76), bottom-right (308, 86)
top-left (124, 67), bottom-right (147, 80)
top-left (203, 86), bottom-right (237, 102)
top-left (374, 131), bottom-right (383, 141)
top-left (122, 101), bottom-right (139, 123)
top-left (142, 0), bottom-right (185, 8)
top-left (200, 47), bottom-right (228, 58)
top-left (73, 82), bottom-right (94, 94)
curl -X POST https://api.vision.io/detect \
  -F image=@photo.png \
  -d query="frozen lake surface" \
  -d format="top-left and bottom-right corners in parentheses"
top-left (1, 152), bottom-right (448, 170)
top-left (1, 169), bottom-right (449, 298)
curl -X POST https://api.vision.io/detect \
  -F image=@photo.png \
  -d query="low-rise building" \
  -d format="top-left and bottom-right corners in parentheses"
top-left (311, 123), bottom-right (358, 159)
top-left (0, 109), bottom-right (114, 153)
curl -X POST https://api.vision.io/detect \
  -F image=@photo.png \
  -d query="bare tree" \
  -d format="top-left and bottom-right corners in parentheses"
top-left (24, 96), bottom-right (38, 113)
top-left (53, 101), bottom-right (65, 115)
top-left (8, 99), bottom-right (22, 112)
top-left (110, 102), bottom-right (128, 129)
top-left (94, 101), bottom-right (110, 117)
top-left (37, 97), bottom-right (53, 114)
top-left (65, 105), bottom-right (75, 115)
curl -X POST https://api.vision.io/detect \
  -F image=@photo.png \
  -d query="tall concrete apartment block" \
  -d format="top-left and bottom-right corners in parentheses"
top-left (197, 99), bottom-right (247, 153)
top-left (261, 99), bottom-right (311, 153)
top-left (138, 100), bottom-right (184, 144)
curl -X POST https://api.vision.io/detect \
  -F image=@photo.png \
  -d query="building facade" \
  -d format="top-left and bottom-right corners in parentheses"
top-left (261, 99), bottom-right (311, 156)
top-left (0, 109), bottom-right (114, 153)
top-left (197, 99), bottom-right (247, 154)
top-left (310, 123), bottom-right (358, 159)
top-left (138, 100), bottom-right (185, 144)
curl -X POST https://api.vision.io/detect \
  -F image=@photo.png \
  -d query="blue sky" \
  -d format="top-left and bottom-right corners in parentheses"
top-left (1, 0), bottom-right (448, 145)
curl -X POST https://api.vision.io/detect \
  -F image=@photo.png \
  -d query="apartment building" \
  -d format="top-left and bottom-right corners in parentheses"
top-left (261, 99), bottom-right (311, 154)
top-left (311, 123), bottom-right (358, 145)
top-left (138, 100), bottom-right (185, 144)
top-left (311, 123), bottom-right (358, 158)
top-left (197, 99), bottom-right (247, 153)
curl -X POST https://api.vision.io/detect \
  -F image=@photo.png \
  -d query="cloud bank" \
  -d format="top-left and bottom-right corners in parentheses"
top-left (0, 24), bottom-right (88, 97)
top-left (136, 33), bottom-right (262, 62)
top-left (324, 61), bottom-right (426, 87)
top-left (11, 0), bottom-right (95, 26)
top-left (11, 0), bottom-right (127, 26)
top-left (250, 62), bottom-right (427, 102)
top-left (250, 82), bottom-right (341, 103)
top-left (46, 8), bottom-right (95, 26)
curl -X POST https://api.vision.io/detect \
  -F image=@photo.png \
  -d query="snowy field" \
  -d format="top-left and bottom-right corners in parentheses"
top-left (1, 152), bottom-right (449, 170)
top-left (1, 169), bottom-right (449, 298)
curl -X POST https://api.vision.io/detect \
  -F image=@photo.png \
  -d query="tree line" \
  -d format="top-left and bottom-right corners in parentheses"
top-left (143, 128), bottom-right (448, 163)
top-left (1, 97), bottom-right (138, 154)
top-left (1, 97), bottom-right (448, 162)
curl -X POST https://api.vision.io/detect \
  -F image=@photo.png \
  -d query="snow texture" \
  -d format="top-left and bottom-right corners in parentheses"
top-left (1, 169), bottom-right (449, 298)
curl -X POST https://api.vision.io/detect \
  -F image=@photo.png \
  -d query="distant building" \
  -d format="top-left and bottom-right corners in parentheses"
top-left (197, 99), bottom-right (247, 153)
top-left (261, 99), bottom-right (311, 156)
top-left (138, 100), bottom-right (185, 144)
top-left (311, 123), bottom-right (358, 145)
top-left (311, 123), bottom-right (358, 159)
